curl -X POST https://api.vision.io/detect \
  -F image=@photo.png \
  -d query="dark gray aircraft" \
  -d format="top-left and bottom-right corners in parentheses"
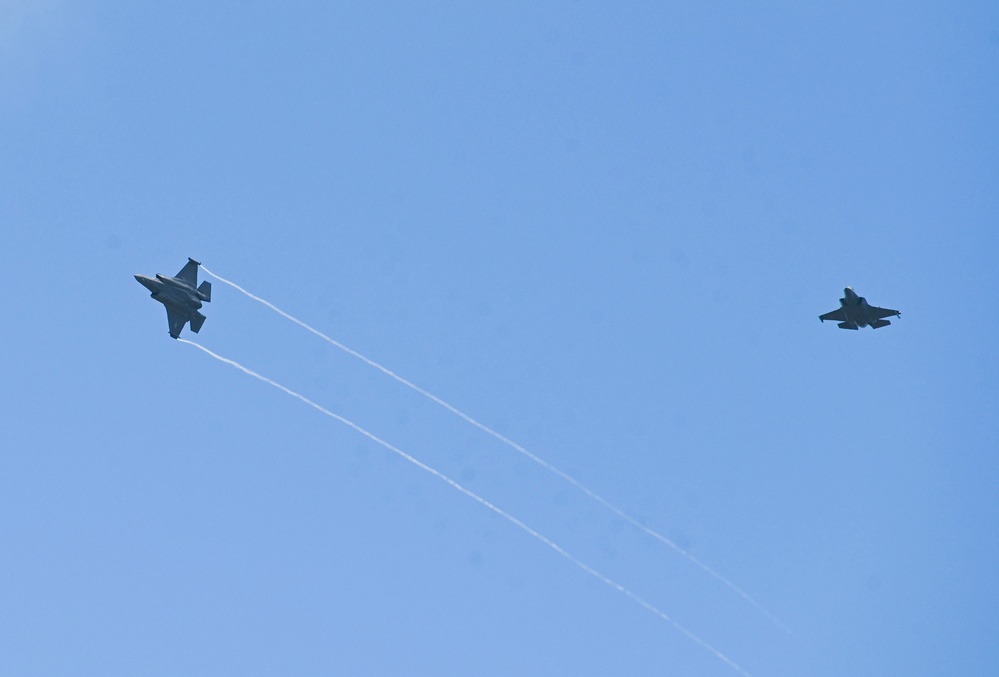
top-left (135, 258), bottom-right (212, 338)
top-left (819, 287), bottom-right (900, 330)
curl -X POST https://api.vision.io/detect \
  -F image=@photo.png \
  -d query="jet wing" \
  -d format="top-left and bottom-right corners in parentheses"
top-left (871, 306), bottom-right (900, 319)
top-left (165, 306), bottom-right (189, 338)
top-left (819, 308), bottom-right (847, 322)
top-left (175, 259), bottom-right (200, 285)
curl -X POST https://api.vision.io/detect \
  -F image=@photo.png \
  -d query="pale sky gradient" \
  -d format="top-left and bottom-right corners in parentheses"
top-left (2, 4), bottom-right (997, 676)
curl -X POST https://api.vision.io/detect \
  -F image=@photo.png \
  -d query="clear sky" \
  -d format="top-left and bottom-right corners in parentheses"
top-left (2, 3), bottom-right (997, 675)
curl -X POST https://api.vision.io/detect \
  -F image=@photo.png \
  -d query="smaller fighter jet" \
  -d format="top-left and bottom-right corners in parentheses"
top-left (819, 287), bottom-right (900, 330)
top-left (135, 258), bottom-right (212, 338)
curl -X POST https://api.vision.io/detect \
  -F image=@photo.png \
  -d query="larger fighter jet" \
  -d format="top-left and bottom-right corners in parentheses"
top-left (135, 258), bottom-right (212, 338)
top-left (819, 287), bottom-right (900, 330)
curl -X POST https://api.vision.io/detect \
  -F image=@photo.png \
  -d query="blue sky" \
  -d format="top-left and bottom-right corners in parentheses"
top-left (2, 3), bottom-right (997, 675)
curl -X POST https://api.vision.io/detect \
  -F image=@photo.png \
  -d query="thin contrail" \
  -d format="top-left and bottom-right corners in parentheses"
top-left (200, 265), bottom-right (786, 633)
top-left (178, 338), bottom-right (751, 676)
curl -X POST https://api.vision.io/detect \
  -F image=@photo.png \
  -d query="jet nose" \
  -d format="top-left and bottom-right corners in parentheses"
top-left (134, 274), bottom-right (156, 292)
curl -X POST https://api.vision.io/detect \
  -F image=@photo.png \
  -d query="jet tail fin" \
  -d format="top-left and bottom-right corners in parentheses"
top-left (198, 281), bottom-right (212, 302)
top-left (837, 322), bottom-right (859, 330)
top-left (870, 319), bottom-right (891, 329)
top-left (190, 312), bottom-right (207, 334)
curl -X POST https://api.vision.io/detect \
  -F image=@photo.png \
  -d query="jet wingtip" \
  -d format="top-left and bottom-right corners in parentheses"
top-left (188, 257), bottom-right (201, 266)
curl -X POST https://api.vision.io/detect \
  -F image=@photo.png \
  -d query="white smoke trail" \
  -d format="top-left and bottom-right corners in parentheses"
top-left (178, 338), bottom-right (751, 676)
top-left (200, 265), bottom-right (786, 633)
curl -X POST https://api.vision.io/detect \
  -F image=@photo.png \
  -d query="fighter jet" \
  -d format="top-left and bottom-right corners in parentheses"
top-left (819, 287), bottom-right (900, 330)
top-left (135, 258), bottom-right (212, 338)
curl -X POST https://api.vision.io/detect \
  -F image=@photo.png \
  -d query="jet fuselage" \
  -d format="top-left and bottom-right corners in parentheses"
top-left (135, 274), bottom-right (204, 312)
top-left (837, 287), bottom-right (876, 327)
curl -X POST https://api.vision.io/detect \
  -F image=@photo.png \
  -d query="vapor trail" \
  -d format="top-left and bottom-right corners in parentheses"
top-left (178, 338), bottom-right (750, 676)
top-left (201, 265), bottom-right (785, 632)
